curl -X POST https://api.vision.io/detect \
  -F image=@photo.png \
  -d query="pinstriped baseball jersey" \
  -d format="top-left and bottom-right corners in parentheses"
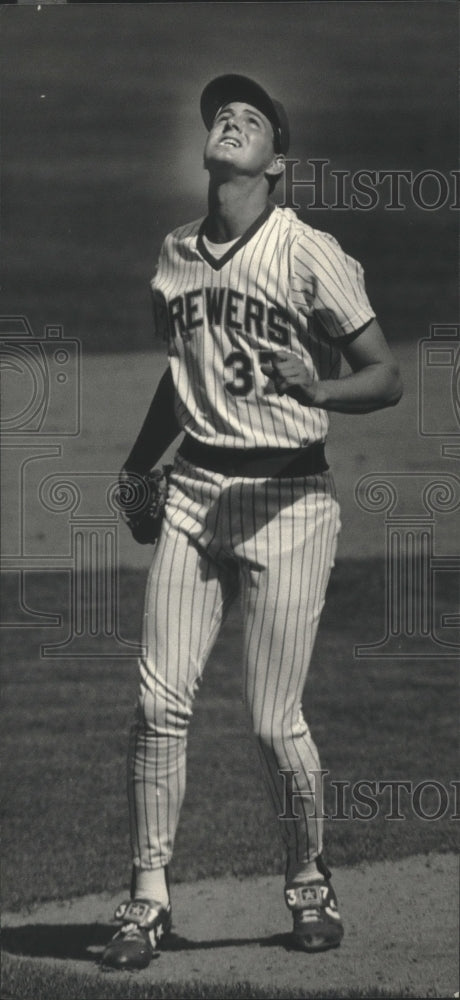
top-left (150, 204), bottom-right (375, 450)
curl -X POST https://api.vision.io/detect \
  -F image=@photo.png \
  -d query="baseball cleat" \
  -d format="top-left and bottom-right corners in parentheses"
top-left (101, 898), bottom-right (172, 970)
top-left (285, 880), bottom-right (344, 952)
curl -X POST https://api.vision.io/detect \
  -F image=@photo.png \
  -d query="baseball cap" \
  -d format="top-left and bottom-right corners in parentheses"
top-left (200, 74), bottom-right (290, 154)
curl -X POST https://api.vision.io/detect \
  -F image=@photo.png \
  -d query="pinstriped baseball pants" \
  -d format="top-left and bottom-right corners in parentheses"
top-left (128, 456), bottom-right (341, 878)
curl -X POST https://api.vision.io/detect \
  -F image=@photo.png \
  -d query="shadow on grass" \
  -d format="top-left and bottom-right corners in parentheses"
top-left (2, 925), bottom-right (293, 962)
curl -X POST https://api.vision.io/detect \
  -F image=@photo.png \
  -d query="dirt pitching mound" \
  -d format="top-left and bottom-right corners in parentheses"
top-left (3, 853), bottom-right (458, 998)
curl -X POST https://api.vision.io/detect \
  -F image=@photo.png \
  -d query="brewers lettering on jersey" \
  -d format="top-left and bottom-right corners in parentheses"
top-left (102, 74), bottom-right (402, 970)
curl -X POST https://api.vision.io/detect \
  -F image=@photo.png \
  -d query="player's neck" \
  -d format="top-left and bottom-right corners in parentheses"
top-left (206, 177), bottom-right (270, 242)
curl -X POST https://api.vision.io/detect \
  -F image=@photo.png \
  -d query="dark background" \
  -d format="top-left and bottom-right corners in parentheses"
top-left (2, 1), bottom-right (458, 351)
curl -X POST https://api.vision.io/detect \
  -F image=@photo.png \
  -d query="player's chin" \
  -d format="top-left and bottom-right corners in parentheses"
top-left (204, 145), bottom-right (240, 167)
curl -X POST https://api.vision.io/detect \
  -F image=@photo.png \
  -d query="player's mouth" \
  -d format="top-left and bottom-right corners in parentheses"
top-left (218, 137), bottom-right (241, 148)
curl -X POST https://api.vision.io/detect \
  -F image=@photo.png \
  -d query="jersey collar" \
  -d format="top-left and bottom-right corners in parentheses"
top-left (196, 203), bottom-right (275, 271)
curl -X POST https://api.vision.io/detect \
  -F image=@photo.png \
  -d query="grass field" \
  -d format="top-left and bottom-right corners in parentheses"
top-left (2, 559), bottom-right (458, 915)
top-left (0, 957), bottom-right (442, 1000)
top-left (2, 342), bottom-right (459, 995)
top-left (2, 560), bottom-right (458, 998)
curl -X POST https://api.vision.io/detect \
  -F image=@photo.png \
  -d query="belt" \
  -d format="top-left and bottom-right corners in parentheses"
top-left (177, 436), bottom-right (329, 478)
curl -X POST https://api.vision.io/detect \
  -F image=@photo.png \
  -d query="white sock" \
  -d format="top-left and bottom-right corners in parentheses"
top-left (133, 868), bottom-right (169, 907)
top-left (287, 858), bottom-right (323, 884)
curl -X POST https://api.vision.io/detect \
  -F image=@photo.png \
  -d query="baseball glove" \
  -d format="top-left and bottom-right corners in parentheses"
top-left (117, 466), bottom-right (173, 545)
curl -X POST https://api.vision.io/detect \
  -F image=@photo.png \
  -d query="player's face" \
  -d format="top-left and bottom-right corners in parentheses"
top-left (204, 102), bottom-right (284, 181)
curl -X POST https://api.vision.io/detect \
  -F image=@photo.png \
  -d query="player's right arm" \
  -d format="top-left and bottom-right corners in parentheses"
top-left (122, 366), bottom-right (182, 474)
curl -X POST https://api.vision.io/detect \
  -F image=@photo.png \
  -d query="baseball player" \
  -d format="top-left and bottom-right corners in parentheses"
top-left (102, 74), bottom-right (402, 969)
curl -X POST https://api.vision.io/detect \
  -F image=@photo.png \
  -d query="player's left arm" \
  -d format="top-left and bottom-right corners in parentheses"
top-left (261, 318), bottom-right (403, 414)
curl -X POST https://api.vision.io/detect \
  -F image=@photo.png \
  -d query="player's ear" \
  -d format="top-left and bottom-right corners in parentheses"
top-left (265, 154), bottom-right (286, 181)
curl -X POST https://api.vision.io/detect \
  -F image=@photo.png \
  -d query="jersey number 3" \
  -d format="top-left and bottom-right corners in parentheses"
top-left (224, 350), bottom-right (273, 397)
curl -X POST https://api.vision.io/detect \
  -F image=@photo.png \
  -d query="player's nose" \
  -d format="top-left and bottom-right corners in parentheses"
top-left (223, 116), bottom-right (242, 134)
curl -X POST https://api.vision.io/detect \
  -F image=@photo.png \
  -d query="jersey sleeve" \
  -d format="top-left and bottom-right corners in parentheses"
top-left (291, 228), bottom-right (376, 341)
